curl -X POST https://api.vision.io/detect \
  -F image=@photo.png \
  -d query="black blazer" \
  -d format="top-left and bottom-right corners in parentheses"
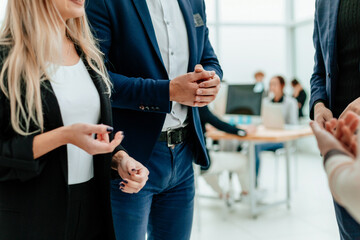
top-left (198, 106), bottom-right (239, 135)
top-left (0, 46), bottom-right (122, 239)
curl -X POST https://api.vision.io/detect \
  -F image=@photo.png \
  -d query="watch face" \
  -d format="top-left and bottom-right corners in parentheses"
top-left (238, 130), bottom-right (246, 136)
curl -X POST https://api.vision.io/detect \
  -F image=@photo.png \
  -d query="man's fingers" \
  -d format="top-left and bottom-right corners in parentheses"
top-left (198, 76), bottom-right (220, 88)
top-left (196, 87), bottom-right (218, 96)
top-left (193, 70), bottom-right (215, 82)
top-left (314, 117), bottom-right (326, 129)
top-left (194, 102), bottom-right (209, 107)
top-left (194, 64), bottom-right (204, 73)
top-left (310, 121), bottom-right (322, 135)
top-left (195, 95), bottom-right (216, 103)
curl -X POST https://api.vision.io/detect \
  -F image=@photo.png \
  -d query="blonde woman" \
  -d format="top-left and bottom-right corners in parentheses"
top-left (0, 0), bottom-right (148, 239)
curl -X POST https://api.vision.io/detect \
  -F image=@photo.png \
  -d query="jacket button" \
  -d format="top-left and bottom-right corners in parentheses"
top-left (145, 106), bottom-right (150, 111)
top-left (139, 105), bottom-right (145, 110)
top-left (155, 107), bottom-right (160, 111)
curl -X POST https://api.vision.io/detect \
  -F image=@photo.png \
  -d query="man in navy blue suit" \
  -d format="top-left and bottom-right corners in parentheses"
top-left (310, 0), bottom-right (360, 239)
top-left (86, 0), bottom-right (222, 239)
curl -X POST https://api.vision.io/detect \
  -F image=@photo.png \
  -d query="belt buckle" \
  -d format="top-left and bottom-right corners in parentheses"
top-left (167, 129), bottom-right (176, 148)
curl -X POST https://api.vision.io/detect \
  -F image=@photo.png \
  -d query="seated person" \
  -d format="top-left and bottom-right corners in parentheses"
top-left (199, 106), bottom-right (256, 197)
top-left (311, 111), bottom-right (360, 223)
top-left (291, 79), bottom-right (307, 118)
top-left (255, 76), bottom-right (298, 186)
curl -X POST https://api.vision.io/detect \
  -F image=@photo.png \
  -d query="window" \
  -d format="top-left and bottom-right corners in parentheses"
top-left (220, 0), bottom-right (285, 23)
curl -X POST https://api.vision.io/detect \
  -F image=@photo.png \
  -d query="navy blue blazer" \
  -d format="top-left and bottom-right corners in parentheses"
top-left (310, 0), bottom-right (341, 119)
top-left (86, 0), bottom-right (223, 167)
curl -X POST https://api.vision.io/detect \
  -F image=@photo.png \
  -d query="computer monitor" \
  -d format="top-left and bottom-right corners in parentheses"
top-left (225, 84), bottom-right (263, 115)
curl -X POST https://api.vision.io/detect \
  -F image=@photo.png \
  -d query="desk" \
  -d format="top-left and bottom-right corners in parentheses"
top-left (206, 125), bottom-right (313, 218)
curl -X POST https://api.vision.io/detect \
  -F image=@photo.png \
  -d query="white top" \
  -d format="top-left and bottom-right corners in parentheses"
top-left (146, 0), bottom-right (190, 131)
top-left (325, 154), bottom-right (360, 223)
top-left (50, 59), bottom-right (101, 185)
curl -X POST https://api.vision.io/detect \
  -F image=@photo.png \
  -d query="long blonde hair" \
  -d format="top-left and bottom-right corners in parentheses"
top-left (0, 0), bottom-right (111, 136)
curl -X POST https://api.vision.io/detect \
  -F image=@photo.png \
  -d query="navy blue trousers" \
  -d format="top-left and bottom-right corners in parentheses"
top-left (111, 141), bottom-right (195, 240)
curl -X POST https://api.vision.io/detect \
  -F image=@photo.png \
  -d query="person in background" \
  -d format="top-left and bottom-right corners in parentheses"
top-left (86, 0), bottom-right (222, 239)
top-left (255, 76), bottom-right (298, 186)
top-left (253, 71), bottom-right (265, 93)
top-left (311, 111), bottom-right (360, 223)
top-left (310, 0), bottom-right (360, 237)
top-left (0, 0), bottom-right (148, 239)
top-left (199, 106), bottom-right (256, 198)
top-left (291, 79), bottom-right (307, 118)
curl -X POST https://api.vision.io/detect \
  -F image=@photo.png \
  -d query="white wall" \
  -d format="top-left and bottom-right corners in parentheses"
top-left (0, 0), bottom-right (7, 23)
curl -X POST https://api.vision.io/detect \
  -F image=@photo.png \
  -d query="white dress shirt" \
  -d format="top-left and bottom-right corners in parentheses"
top-left (146, 0), bottom-right (190, 131)
top-left (50, 59), bottom-right (101, 185)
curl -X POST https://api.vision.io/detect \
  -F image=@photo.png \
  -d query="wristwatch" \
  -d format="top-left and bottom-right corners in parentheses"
top-left (237, 129), bottom-right (247, 137)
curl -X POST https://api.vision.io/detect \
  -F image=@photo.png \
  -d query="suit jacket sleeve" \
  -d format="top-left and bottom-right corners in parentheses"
top-left (198, 106), bottom-right (239, 134)
top-left (310, 0), bottom-right (328, 120)
top-left (86, 0), bottom-right (171, 114)
top-left (199, 1), bottom-right (223, 80)
top-left (0, 92), bottom-right (44, 182)
top-left (325, 154), bottom-right (360, 223)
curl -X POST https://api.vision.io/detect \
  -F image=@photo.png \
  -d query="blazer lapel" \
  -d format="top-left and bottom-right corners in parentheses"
top-left (328, 0), bottom-right (340, 70)
top-left (177, 0), bottom-right (198, 72)
top-left (132, 0), bottom-right (166, 70)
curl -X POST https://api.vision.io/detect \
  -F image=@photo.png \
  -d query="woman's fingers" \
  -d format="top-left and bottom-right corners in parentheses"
top-left (85, 124), bottom-right (114, 135)
top-left (89, 131), bottom-right (123, 155)
top-left (109, 131), bottom-right (124, 148)
top-left (325, 119), bottom-right (337, 133)
top-left (119, 179), bottom-right (145, 194)
top-left (335, 120), bottom-right (345, 139)
top-left (340, 126), bottom-right (353, 147)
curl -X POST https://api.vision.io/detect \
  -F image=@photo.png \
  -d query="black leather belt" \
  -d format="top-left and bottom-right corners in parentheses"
top-left (158, 125), bottom-right (190, 147)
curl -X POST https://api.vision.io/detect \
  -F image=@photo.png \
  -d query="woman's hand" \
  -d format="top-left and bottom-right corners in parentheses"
top-left (242, 125), bottom-right (257, 135)
top-left (33, 123), bottom-right (123, 159)
top-left (112, 151), bottom-right (149, 194)
top-left (324, 111), bottom-right (359, 157)
top-left (311, 120), bottom-right (356, 158)
top-left (339, 97), bottom-right (360, 119)
top-left (66, 123), bottom-right (124, 155)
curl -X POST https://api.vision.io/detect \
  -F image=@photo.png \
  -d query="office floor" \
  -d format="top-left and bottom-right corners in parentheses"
top-left (191, 151), bottom-right (340, 240)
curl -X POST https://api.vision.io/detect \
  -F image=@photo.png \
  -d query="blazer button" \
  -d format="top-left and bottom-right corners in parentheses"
top-left (139, 105), bottom-right (145, 111)
top-left (145, 106), bottom-right (150, 111)
top-left (155, 107), bottom-right (160, 111)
